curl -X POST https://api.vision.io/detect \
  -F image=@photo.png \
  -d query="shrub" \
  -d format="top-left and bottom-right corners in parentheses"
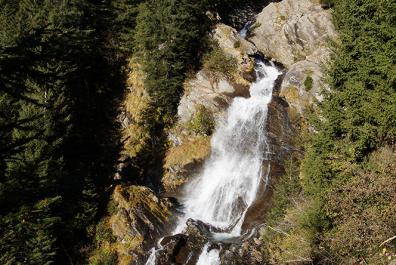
top-left (203, 42), bottom-right (237, 80)
top-left (233, 40), bottom-right (241, 48)
top-left (187, 105), bottom-right (215, 135)
top-left (304, 76), bottom-right (313, 91)
top-left (95, 218), bottom-right (116, 246)
top-left (90, 250), bottom-right (118, 265)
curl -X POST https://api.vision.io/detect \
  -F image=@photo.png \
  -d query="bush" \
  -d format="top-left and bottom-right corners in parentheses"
top-left (265, 157), bottom-right (302, 225)
top-left (90, 250), bottom-right (118, 265)
top-left (203, 42), bottom-right (237, 80)
top-left (304, 76), bottom-right (313, 91)
top-left (321, 147), bottom-right (396, 263)
top-left (233, 40), bottom-right (241, 48)
top-left (187, 105), bottom-right (215, 135)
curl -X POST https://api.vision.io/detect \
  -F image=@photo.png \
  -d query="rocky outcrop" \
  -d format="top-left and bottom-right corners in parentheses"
top-left (154, 219), bottom-right (215, 265)
top-left (250, 0), bottom-right (337, 68)
top-left (250, 0), bottom-right (338, 117)
top-left (177, 23), bottom-right (257, 124)
top-left (162, 135), bottom-right (211, 194)
top-left (110, 185), bottom-right (173, 263)
top-left (166, 23), bottom-right (260, 194)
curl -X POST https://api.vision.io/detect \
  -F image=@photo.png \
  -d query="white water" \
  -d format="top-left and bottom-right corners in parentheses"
top-left (196, 243), bottom-right (221, 265)
top-left (146, 59), bottom-right (280, 265)
top-left (174, 60), bottom-right (280, 236)
top-left (239, 21), bottom-right (253, 39)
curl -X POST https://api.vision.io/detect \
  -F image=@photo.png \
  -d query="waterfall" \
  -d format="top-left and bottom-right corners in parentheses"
top-left (239, 21), bottom-right (253, 39)
top-left (174, 59), bottom-right (280, 236)
top-left (196, 243), bottom-right (221, 265)
top-left (146, 58), bottom-right (280, 264)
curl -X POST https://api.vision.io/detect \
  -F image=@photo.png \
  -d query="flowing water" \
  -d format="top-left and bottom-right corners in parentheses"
top-left (239, 21), bottom-right (253, 39)
top-left (174, 60), bottom-right (280, 236)
top-left (146, 59), bottom-right (280, 265)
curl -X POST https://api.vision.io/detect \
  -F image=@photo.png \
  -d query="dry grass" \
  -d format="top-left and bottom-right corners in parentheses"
top-left (121, 124), bottom-right (150, 158)
top-left (124, 59), bottom-right (150, 123)
top-left (121, 58), bottom-right (151, 159)
top-left (164, 136), bottom-right (211, 168)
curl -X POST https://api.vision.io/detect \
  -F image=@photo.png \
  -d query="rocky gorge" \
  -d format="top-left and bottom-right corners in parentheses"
top-left (107, 0), bottom-right (338, 264)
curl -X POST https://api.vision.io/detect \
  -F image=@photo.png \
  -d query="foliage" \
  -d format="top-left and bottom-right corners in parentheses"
top-left (89, 250), bottom-right (118, 265)
top-left (0, 0), bottom-right (133, 263)
top-left (134, 0), bottom-right (210, 119)
top-left (203, 42), bottom-right (237, 81)
top-left (265, 157), bottom-right (302, 226)
top-left (321, 147), bottom-right (396, 263)
top-left (295, 0), bottom-right (396, 263)
top-left (303, 76), bottom-right (313, 91)
top-left (187, 105), bottom-right (216, 135)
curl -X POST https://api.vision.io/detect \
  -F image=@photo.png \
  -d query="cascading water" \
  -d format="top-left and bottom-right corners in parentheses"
top-left (146, 59), bottom-right (281, 265)
top-left (174, 60), bottom-right (280, 236)
top-left (239, 21), bottom-right (253, 39)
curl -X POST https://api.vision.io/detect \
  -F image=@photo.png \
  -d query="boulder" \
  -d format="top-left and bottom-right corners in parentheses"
top-left (162, 136), bottom-right (211, 194)
top-left (110, 185), bottom-right (172, 261)
top-left (250, 0), bottom-right (337, 117)
top-left (250, 0), bottom-right (337, 68)
top-left (154, 219), bottom-right (213, 265)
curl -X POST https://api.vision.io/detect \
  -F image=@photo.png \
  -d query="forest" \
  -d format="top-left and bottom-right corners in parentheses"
top-left (0, 0), bottom-right (395, 264)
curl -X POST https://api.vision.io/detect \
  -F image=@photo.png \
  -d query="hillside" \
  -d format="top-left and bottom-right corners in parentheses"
top-left (0, 0), bottom-right (395, 264)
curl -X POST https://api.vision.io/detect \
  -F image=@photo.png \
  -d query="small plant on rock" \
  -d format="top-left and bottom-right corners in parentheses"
top-left (304, 76), bottom-right (313, 91)
top-left (187, 105), bottom-right (215, 135)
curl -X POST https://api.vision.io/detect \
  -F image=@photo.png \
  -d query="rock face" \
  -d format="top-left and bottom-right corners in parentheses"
top-left (162, 135), bottom-right (211, 194)
top-left (177, 23), bottom-right (257, 124)
top-left (166, 23), bottom-right (259, 194)
top-left (110, 185), bottom-right (172, 263)
top-left (155, 219), bottom-right (215, 265)
top-left (251, 0), bottom-right (337, 68)
top-left (250, 0), bottom-right (338, 116)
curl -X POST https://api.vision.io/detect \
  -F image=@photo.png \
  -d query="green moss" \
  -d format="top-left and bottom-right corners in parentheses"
top-left (95, 218), bottom-right (116, 246)
top-left (165, 135), bottom-right (211, 168)
top-left (304, 76), bottom-right (313, 91)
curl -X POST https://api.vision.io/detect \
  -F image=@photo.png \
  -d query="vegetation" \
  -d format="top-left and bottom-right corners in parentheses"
top-left (303, 75), bottom-right (313, 91)
top-left (2, 0), bottom-right (394, 264)
top-left (203, 42), bottom-right (238, 81)
top-left (0, 0), bottom-right (141, 263)
top-left (265, 0), bottom-right (396, 264)
top-left (187, 105), bottom-right (216, 135)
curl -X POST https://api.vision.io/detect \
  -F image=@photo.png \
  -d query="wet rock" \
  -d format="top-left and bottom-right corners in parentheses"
top-left (219, 235), bottom-right (265, 265)
top-left (156, 234), bottom-right (188, 265)
top-left (154, 219), bottom-right (214, 265)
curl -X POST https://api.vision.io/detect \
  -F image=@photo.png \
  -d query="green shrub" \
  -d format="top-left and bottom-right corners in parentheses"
top-left (90, 250), bottom-right (118, 265)
top-left (304, 76), bottom-right (313, 91)
top-left (265, 158), bottom-right (302, 225)
top-left (203, 42), bottom-right (237, 80)
top-left (95, 219), bottom-right (116, 245)
top-left (187, 105), bottom-right (215, 135)
top-left (233, 40), bottom-right (241, 48)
